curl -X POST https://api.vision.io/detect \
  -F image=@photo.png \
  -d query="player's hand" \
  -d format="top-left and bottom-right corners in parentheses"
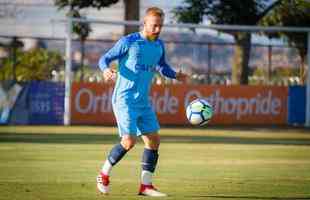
top-left (103, 68), bottom-right (117, 82)
top-left (175, 70), bottom-right (187, 82)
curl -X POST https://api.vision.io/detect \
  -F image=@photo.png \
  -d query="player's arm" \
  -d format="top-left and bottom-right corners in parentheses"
top-left (157, 43), bottom-right (187, 82)
top-left (98, 37), bottom-right (129, 81)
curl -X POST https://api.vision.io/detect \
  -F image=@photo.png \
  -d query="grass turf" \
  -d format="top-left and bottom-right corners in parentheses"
top-left (0, 126), bottom-right (310, 200)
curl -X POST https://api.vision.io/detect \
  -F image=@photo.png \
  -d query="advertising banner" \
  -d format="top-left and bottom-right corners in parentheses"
top-left (29, 81), bottom-right (65, 125)
top-left (71, 83), bottom-right (288, 125)
top-left (288, 86), bottom-right (305, 125)
top-left (0, 83), bottom-right (23, 124)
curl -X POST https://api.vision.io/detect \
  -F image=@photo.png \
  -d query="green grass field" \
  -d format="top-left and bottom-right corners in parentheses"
top-left (0, 126), bottom-right (310, 200)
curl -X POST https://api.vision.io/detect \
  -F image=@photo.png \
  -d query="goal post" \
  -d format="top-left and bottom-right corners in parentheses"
top-left (64, 17), bottom-right (73, 126)
top-left (63, 17), bottom-right (310, 127)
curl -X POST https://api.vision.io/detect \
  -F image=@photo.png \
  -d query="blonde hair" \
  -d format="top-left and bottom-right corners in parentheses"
top-left (145, 7), bottom-right (165, 19)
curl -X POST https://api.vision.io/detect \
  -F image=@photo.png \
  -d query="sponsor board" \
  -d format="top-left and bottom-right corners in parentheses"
top-left (71, 83), bottom-right (288, 125)
top-left (29, 82), bottom-right (65, 125)
top-left (0, 83), bottom-right (23, 124)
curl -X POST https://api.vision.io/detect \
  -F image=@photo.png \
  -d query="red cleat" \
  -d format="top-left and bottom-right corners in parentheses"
top-left (139, 184), bottom-right (167, 197)
top-left (96, 172), bottom-right (110, 194)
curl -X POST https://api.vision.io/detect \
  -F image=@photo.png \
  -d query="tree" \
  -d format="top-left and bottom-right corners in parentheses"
top-left (68, 9), bottom-right (92, 82)
top-left (55, 0), bottom-right (140, 35)
top-left (54, 0), bottom-right (119, 81)
top-left (260, 0), bottom-right (310, 84)
top-left (124, 0), bottom-right (140, 35)
top-left (54, 0), bottom-right (119, 10)
top-left (9, 37), bottom-right (24, 81)
top-left (0, 38), bottom-right (24, 81)
top-left (173, 0), bottom-right (282, 84)
top-left (0, 48), bottom-right (63, 81)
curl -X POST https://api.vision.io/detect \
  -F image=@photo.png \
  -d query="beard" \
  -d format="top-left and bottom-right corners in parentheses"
top-left (148, 33), bottom-right (159, 41)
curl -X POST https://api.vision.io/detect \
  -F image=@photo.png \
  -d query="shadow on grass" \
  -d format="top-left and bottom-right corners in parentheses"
top-left (186, 195), bottom-right (310, 200)
top-left (0, 133), bottom-right (310, 145)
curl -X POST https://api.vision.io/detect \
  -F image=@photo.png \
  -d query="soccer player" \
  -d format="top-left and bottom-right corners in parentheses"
top-left (96, 7), bottom-right (187, 197)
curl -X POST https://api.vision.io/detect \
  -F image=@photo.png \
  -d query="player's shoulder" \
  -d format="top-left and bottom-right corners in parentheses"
top-left (156, 38), bottom-right (165, 47)
top-left (123, 32), bottom-right (142, 44)
top-left (115, 32), bottom-right (139, 47)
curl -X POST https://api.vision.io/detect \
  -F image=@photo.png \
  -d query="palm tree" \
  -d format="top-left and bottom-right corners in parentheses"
top-left (124, 0), bottom-right (140, 35)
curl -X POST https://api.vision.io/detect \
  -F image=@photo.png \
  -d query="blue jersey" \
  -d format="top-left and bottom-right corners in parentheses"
top-left (99, 32), bottom-right (177, 107)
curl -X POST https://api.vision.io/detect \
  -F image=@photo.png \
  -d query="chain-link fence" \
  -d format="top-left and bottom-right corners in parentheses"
top-left (1, 32), bottom-right (306, 86)
top-left (1, 19), bottom-right (310, 126)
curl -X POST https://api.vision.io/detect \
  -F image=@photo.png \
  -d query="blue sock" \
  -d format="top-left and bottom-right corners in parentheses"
top-left (142, 148), bottom-right (158, 173)
top-left (108, 143), bottom-right (128, 166)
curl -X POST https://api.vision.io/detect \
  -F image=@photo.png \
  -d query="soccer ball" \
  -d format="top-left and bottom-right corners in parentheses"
top-left (186, 98), bottom-right (213, 126)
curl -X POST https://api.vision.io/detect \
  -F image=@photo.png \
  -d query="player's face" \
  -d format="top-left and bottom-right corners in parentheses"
top-left (143, 15), bottom-right (163, 41)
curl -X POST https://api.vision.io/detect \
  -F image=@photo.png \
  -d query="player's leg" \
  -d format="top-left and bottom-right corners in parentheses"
top-left (97, 104), bottom-right (138, 194)
top-left (97, 136), bottom-right (136, 194)
top-left (141, 132), bottom-right (160, 185)
top-left (137, 107), bottom-right (167, 197)
top-left (139, 133), bottom-right (166, 197)
top-left (101, 135), bottom-right (136, 176)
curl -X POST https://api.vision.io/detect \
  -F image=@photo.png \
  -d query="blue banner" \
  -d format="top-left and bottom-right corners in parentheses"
top-left (288, 86), bottom-right (305, 125)
top-left (29, 81), bottom-right (64, 125)
top-left (0, 82), bottom-right (23, 124)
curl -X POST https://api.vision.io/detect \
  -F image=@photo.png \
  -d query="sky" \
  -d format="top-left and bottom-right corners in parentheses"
top-left (0, 0), bottom-right (184, 38)
top-left (0, 0), bottom-right (291, 46)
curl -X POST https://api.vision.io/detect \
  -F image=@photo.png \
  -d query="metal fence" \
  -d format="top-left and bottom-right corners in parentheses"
top-left (0, 35), bottom-right (305, 85)
top-left (1, 19), bottom-right (310, 126)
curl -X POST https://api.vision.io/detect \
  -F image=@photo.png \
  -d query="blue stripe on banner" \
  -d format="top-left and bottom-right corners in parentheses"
top-left (288, 86), bottom-right (305, 125)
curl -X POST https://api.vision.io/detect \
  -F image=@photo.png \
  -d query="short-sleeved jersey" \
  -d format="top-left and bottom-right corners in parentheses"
top-left (99, 32), bottom-right (176, 107)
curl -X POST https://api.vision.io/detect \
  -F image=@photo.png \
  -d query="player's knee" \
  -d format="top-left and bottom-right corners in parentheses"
top-left (149, 142), bottom-right (160, 150)
top-left (121, 139), bottom-right (136, 150)
top-left (153, 139), bottom-right (160, 149)
top-left (147, 135), bottom-right (161, 150)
